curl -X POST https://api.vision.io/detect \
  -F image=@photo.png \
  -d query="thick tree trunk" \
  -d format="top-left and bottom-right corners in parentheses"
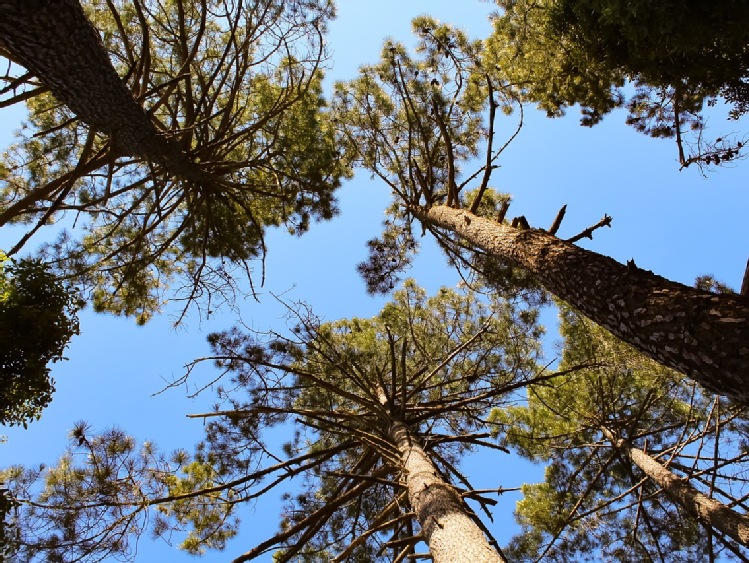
top-left (0, 0), bottom-right (205, 180)
top-left (389, 420), bottom-right (505, 563)
top-left (604, 430), bottom-right (749, 546)
top-left (414, 205), bottom-right (749, 406)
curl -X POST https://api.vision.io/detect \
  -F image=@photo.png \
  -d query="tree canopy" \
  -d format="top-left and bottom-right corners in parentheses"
top-left (487, 0), bottom-right (749, 167)
top-left (0, 0), bottom-right (347, 322)
top-left (4, 2), bottom-right (749, 561)
top-left (3, 280), bottom-right (548, 561)
top-left (494, 306), bottom-right (749, 561)
top-left (333, 17), bottom-right (749, 406)
top-left (0, 252), bottom-right (79, 428)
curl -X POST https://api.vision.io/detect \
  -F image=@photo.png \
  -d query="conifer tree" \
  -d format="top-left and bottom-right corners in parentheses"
top-left (493, 307), bottom-right (749, 561)
top-left (334, 17), bottom-right (749, 406)
top-left (2, 281), bottom-right (550, 562)
top-left (486, 0), bottom-right (749, 168)
top-left (0, 0), bottom-right (346, 321)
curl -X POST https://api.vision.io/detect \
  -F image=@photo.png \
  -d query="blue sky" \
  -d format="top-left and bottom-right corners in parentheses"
top-left (3, 1), bottom-right (749, 561)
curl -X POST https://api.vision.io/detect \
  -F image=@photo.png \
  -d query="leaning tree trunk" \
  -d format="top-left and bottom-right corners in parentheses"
top-left (0, 0), bottom-right (206, 184)
top-left (389, 420), bottom-right (505, 563)
top-left (413, 204), bottom-right (749, 407)
top-left (603, 429), bottom-right (749, 546)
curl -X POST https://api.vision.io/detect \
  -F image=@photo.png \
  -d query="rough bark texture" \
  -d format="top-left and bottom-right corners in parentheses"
top-left (0, 0), bottom-right (204, 179)
top-left (606, 431), bottom-right (749, 546)
top-left (389, 421), bottom-right (505, 563)
top-left (415, 205), bottom-right (749, 406)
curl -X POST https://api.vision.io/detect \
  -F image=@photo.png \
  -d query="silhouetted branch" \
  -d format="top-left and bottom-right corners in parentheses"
top-left (566, 214), bottom-right (612, 243)
top-left (232, 468), bottom-right (387, 563)
top-left (496, 200), bottom-right (510, 224)
top-left (382, 535), bottom-right (424, 549)
top-left (331, 500), bottom-right (411, 562)
top-left (469, 80), bottom-right (498, 214)
top-left (548, 204), bottom-right (567, 235)
top-left (325, 471), bottom-right (406, 489)
top-left (462, 487), bottom-right (522, 499)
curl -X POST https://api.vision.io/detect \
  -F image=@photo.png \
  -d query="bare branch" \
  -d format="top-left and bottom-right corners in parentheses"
top-left (548, 204), bottom-right (567, 236)
top-left (565, 214), bottom-right (613, 244)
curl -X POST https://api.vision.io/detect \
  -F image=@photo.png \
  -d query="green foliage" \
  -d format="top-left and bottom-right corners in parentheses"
top-left (334, 16), bottom-right (490, 185)
top-left (514, 480), bottom-right (569, 539)
top-left (491, 305), bottom-right (746, 561)
top-left (184, 280), bottom-right (543, 560)
top-left (333, 16), bottom-right (506, 206)
top-left (356, 204), bottom-right (418, 294)
top-left (487, 0), bottom-right (625, 126)
top-left (0, 253), bottom-right (79, 427)
top-left (158, 458), bottom-right (238, 554)
top-left (546, 0), bottom-right (749, 91)
top-left (1, 424), bottom-right (238, 561)
top-left (334, 18), bottom-right (534, 294)
top-left (487, 0), bottom-right (749, 164)
top-left (1, 0), bottom-right (347, 321)
top-left (0, 281), bottom-right (544, 560)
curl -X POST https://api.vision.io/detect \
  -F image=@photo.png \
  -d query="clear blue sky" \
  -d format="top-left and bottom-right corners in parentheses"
top-left (3, 1), bottom-right (749, 561)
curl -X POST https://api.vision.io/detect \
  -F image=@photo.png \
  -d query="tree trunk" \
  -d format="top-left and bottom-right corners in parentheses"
top-left (413, 204), bottom-right (749, 406)
top-left (389, 420), bottom-right (505, 563)
top-left (604, 429), bottom-right (749, 546)
top-left (0, 0), bottom-right (205, 180)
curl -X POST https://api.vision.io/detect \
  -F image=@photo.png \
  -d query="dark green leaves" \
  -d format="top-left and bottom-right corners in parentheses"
top-left (488, 0), bottom-right (749, 166)
top-left (0, 254), bottom-right (79, 427)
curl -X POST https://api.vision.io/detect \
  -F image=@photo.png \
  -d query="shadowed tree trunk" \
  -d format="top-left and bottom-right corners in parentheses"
top-left (603, 428), bottom-right (749, 546)
top-left (413, 204), bottom-right (749, 407)
top-left (389, 420), bottom-right (506, 563)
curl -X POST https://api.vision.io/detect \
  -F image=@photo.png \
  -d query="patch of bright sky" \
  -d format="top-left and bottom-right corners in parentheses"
top-left (2, 1), bottom-right (749, 561)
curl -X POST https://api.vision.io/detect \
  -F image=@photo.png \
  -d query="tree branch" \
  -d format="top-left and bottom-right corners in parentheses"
top-left (565, 214), bottom-right (612, 244)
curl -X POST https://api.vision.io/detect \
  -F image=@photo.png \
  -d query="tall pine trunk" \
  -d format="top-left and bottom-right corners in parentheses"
top-left (0, 0), bottom-right (206, 194)
top-left (603, 429), bottom-right (749, 546)
top-left (388, 420), bottom-right (505, 562)
top-left (414, 204), bottom-right (749, 406)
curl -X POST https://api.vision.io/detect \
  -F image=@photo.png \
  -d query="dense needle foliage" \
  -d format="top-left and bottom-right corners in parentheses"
top-left (0, 253), bottom-right (79, 428)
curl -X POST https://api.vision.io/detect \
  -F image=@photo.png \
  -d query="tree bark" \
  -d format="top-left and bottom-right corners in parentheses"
top-left (389, 420), bottom-right (505, 563)
top-left (603, 429), bottom-right (749, 546)
top-left (0, 0), bottom-right (206, 180)
top-left (413, 204), bottom-right (749, 407)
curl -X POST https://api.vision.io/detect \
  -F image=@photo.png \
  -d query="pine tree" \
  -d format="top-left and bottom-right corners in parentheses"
top-left (486, 0), bottom-right (749, 168)
top-left (3, 280), bottom-right (550, 561)
top-left (334, 17), bottom-right (749, 406)
top-left (0, 0), bottom-right (347, 321)
top-left (494, 307), bottom-right (749, 561)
